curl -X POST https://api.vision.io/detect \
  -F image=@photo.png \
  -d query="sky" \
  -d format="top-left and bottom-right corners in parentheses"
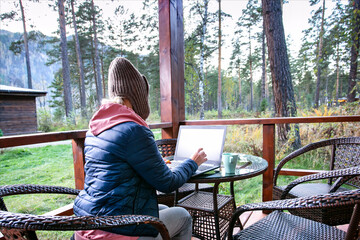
top-left (0, 0), bottom-right (338, 65)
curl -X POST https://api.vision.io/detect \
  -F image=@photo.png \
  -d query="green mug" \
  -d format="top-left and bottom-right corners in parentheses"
top-left (222, 153), bottom-right (239, 174)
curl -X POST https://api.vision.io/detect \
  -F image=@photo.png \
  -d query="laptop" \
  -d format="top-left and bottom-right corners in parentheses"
top-left (168, 125), bottom-right (227, 176)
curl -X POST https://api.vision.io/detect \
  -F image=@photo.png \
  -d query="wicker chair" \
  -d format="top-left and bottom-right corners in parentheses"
top-left (155, 138), bottom-right (213, 206)
top-left (273, 137), bottom-right (360, 225)
top-left (228, 187), bottom-right (360, 239)
top-left (0, 184), bottom-right (170, 240)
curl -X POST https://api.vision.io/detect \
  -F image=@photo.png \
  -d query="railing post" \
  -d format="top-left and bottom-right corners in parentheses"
top-left (263, 124), bottom-right (275, 203)
top-left (158, 0), bottom-right (185, 138)
top-left (72, 138), bottom-right (85, 190)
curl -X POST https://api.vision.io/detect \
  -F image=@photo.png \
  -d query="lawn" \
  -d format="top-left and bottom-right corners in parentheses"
top-left (0, 144), bottom-right (75, 240)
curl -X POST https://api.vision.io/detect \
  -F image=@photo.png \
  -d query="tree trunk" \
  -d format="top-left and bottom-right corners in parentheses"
top-left (261, 27), bottom-right (266, 101)
top-left (238, 65), bottom-right (242, 107)
top-left (217, 0), bottom-right (222, 119)
top-left (91, 0), bottom-right (103, 105)
top-left (58, 0), bottom-right (73, 119)
top-left (19, 0), bottom-right (32, 89)
top-left (335, 41), bottom-right (340, 105)
top-left (262, 0), bottom-right (300, 148)
top-left (249, 29), bottom-right (253, 111)
top-left (199, 0), bottom-right (209, 120)
top-left (101, 49), bottom-right (106, 98)
top-left (71, 0), bottom-right (86, 118)
top-left (347, 0), bottom-right (360, 102)
top-left (314, 0), bottom-right (326, 108)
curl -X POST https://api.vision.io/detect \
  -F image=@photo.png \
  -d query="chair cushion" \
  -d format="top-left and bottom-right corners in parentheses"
top-left (275, 183), bottom-right (349, 199)
top-left (233, 211), bottom-right (346, 240)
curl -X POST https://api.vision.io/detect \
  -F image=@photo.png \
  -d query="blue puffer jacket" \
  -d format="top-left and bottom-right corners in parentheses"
top-left (73, 121), bottom-right (198, 237)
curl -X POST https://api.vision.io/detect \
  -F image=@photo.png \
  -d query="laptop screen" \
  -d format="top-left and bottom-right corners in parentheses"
top-left (174, 125), bottom-right (227, 164)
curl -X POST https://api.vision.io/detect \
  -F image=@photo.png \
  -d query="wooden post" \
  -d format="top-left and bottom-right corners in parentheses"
top-left (158, 0), bottom-right (185, 139)
top-left (262, 124), bottom-right (275, 203)
top-left (72, 138), bottom-right (85, 190)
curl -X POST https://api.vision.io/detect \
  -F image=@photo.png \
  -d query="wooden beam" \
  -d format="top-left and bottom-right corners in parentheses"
top-left (0, 130), bottom-right (86, 148)
top-left (262, 124), bottom-right (275, 203)
top-left (279, 168), bottom-right (325, 176)
top-left (182, 115), bottom-right (360, 126)
top-left (72, 138), bottom-right (85, 190)
top-left (42, 203), bottom-right (74, 216)
top-left (159, 0), bottom-right (185, 138)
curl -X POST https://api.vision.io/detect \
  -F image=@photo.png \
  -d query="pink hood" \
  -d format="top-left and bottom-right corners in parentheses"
top-left (89, 102), bottom-right (149, 136)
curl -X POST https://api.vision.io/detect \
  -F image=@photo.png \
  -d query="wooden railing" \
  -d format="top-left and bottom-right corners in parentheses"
top-left (1, 116), bottom-right (360, 207)
top-left (182, 116), bottom-right (360, 202)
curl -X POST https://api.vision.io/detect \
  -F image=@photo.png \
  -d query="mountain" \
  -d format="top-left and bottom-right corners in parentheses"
top-left (0, 30), bottom-right (60, 94)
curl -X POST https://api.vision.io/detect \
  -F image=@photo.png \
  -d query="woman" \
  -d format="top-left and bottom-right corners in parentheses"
top-left (73, 57), bottom-right (207, 240)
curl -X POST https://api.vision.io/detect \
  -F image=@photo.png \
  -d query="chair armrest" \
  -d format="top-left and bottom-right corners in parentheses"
top-left (228, 188), bottom-right (360, 240)
top-left (0, 211), bottom-right (170, 239)
top-left (0, 184), bottom-right (171, 240)
top-left (0, 184), bottom-right (80, 197)
top-left (280, 167), bottom-right (360, 199)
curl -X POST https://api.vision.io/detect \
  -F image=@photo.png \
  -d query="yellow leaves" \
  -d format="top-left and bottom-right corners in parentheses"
top-left (300, 106), bottom-right (337, 117)
top-left (312, 106), bottom-right (334, 116)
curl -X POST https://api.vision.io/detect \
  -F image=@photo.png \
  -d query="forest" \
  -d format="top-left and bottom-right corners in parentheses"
top-left (0, 0), bottom-right (359, 127)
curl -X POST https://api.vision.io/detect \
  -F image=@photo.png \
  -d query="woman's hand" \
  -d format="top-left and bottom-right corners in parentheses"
top-left (191, 148), bottom-right (208, 166)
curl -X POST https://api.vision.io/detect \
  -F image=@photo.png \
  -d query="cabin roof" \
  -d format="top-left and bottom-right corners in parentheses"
top-left (0, 85), bottom-right (47, 97)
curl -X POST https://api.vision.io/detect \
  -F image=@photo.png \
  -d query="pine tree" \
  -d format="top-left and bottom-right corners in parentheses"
top-left (90, 0), bottom-right (103, 105)
top-left (347, 0), bottom-right (360, 102)
top-left (236, 0), bottom-right (262, 111)
top-left (262, 0), bottom-right (300, 147)
top-left (58, 0), bottom-right (74, 119)
top-left (70, 0), bottom-right (86, 117)
top-left (313, 0), bottom-right (326, 108)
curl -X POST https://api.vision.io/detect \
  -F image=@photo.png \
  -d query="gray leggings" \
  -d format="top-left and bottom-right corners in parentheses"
top-left (138, 204), bottom-right (192, 240)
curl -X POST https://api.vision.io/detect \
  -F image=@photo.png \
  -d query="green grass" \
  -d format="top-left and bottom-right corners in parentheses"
top-left (0, 144), bottom-right (75, 239)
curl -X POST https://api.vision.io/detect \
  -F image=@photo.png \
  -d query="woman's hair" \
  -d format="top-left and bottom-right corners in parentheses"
top-left (101, 96), bottom-right (125, 105)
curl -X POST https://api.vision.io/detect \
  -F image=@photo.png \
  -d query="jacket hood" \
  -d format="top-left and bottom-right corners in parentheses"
top-left (89, 102), bottom-right (149, 136)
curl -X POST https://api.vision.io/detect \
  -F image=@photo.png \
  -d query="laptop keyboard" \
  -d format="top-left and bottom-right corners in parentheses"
top-left (197, 163), bottom-right (214, 171)
top-left (169, 161), bottom-right (214, 171)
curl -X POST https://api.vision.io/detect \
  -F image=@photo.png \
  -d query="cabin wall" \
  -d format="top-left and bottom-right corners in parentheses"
top-left (0, 95), bottom-right (38, 135)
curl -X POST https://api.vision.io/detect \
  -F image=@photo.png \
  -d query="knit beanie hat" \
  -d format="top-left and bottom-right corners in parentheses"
top-left (108, 57), bottom-right (150, 120)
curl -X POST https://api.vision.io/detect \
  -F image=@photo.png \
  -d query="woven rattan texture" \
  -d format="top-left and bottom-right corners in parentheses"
top-left (0, 184), bottom-right (170, 240)
top-left (177, 191), bottom-right (232, 211)
top-left (157, 183), bottom-right (213, 206)
top-left (156, 138), bottom-right (177, 157)
top-left (229, 189), bottom-right (360, 240)
top-left (0, 227), bottom-right (37, 240)
top-left (233, 211), bottom-right (346, 240)
top-left (273, 137), bottom-right (360, 226)
top-left (334, 144), bottom-right (360, 187)
top-left (177, 191), bottom-right (235, 240)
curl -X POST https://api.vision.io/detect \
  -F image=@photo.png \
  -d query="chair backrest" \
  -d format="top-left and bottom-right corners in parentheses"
top-left (331, 137), bottom-right (360, 187)
top-left (0, 184), bottom-right (80, 240)
top-left (155, 138), bottom-right (177, 157)
top-left (274, 137), bottom-right (360, 187)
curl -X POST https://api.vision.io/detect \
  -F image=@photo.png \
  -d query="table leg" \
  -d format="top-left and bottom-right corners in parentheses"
top-left (212, 182), bottom-right (221, 240)
top-left (230, 181), bottom-right (244, 230)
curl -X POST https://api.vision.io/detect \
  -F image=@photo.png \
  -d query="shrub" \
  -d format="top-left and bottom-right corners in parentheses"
top-left (37, 108), bottom-right (53, 132)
